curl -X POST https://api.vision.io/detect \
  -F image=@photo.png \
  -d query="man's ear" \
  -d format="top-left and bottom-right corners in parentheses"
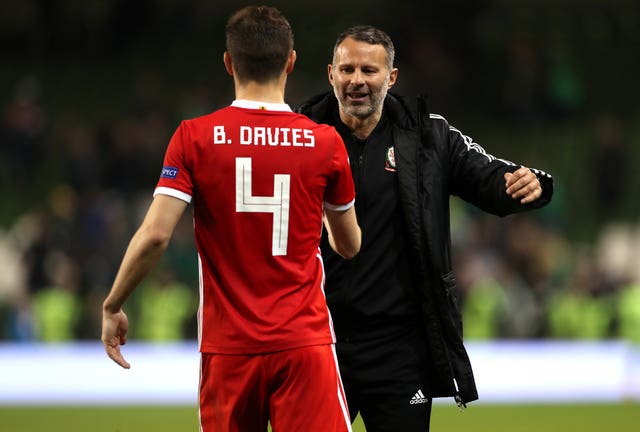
top-left (285, 50), bottom-right (297, 74)
top-left (327, 64), bottom-right (334, 86)
top-left (388, 67), bottom-right (398, 89)
top-left (223, 51), bottom-right (234, 76)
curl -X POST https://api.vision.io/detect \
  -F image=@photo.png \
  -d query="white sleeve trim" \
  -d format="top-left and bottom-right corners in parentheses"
top-left (324, 198), bottom-right (355, 211)
top-left (154, 186), bottom-right (192, 203)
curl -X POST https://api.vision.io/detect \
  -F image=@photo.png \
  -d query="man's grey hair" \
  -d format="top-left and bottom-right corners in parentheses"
top-left (332, 25), bottom-right (395, 70)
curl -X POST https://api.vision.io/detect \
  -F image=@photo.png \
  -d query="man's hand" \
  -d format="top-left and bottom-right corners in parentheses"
top-left (504, 167), bottom-right (542, 204)
top-left (101, 308), bottom-right (131, 369)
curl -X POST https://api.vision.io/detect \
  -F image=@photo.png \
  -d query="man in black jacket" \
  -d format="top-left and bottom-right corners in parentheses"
top-left (298, 25), bottom-right (553, 431)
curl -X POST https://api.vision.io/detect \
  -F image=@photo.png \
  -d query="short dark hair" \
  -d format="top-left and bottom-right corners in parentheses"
top-left (333, 25), bottom-right (395, 70)
top-left (225, 6), bottom-right (294, 83)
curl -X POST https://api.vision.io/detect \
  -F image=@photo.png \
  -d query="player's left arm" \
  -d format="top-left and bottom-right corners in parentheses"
top-left (101, 194), bottom-right (188, 368)
top-left (324, 205), bottom-right (361, 259)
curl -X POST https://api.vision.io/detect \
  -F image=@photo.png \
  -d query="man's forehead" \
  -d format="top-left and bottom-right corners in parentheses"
top-left (334, 39), bottom-right (388, 65)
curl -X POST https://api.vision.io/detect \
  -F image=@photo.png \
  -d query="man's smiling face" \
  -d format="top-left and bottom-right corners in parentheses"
top-left (329, 37), bottom-right (397, 121)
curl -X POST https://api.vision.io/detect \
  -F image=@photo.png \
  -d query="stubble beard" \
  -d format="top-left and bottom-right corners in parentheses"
top-left (335, 79), bottom-right (389, 121)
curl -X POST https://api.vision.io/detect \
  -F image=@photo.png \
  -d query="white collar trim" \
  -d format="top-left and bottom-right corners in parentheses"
top-left (231, 99), bottom-right (292, 112)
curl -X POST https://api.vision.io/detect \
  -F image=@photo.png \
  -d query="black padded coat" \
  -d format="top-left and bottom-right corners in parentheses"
top-left (298, 92), bottom-right (554, 406)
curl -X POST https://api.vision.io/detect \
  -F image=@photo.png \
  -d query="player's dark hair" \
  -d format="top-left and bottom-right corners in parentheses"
top-left (333, 25), bottom-right (395, 70)
top-left (225, 6), bottom-right (294, 83)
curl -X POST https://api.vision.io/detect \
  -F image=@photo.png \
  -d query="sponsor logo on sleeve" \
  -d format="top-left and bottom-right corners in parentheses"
top-left (160, 166), bottom-right (179, 179)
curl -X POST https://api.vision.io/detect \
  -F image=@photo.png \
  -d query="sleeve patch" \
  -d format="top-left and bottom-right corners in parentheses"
top-left (160, 166), bottom-right (179, 179)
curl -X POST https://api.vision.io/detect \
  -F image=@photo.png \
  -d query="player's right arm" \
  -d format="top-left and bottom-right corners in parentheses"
top-left (324, 206), bottom-right (360, 259)
top-left (102, 194), bottom-right (188, 368)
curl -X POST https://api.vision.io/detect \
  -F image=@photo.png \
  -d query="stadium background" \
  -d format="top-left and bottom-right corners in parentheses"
top-left (0, 0), bottom-right (639, 430)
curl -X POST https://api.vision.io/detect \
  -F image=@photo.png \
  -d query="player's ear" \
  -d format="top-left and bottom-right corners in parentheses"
top-left (223, 52), bottom-right (234, 76)
top-left (328, 64), bottom-right (334, 85)
top-left (285, 50), bottom-right (296, 74)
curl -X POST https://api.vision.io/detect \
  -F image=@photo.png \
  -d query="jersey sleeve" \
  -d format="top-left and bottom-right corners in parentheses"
top-left (324, 130), bottom-right (355, 211)
top-left (154, 121), bottom-right (193, 203)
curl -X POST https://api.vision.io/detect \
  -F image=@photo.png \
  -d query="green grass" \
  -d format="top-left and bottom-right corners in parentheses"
top-left (0, 403), bottom-right (638, 431)
top-left (429, 403), bottom-right (640, 432)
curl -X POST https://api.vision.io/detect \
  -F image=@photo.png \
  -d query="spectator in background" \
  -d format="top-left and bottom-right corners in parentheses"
top-left (32, 251), bottom-right (81, 341)
top-left (298, 25), bottom-right (553, 432)
top-left (459, 252), bottom-right (508, 340)
top-left (0, 75), bottom-right (46, 194)
top-left (546, 39), bottom-right (585, 118)
top-left (617, 282), bottom-right (640, 343)
top-left (101, 6), bottom-right (360, 431)
top-left (134, 269), bottom-right (195, 341)
top-left (0, 224), bottom-right (30, 340)
top-left (547, 252), bottom-right (614, 339)
top-left (501, 36), bottom-right (544, 125)
top-left (590, 114), bottom-right (630, 223)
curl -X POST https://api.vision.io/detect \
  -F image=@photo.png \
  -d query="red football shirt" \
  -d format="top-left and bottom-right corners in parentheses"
top-left (155, 100), bottom-right (355, 354)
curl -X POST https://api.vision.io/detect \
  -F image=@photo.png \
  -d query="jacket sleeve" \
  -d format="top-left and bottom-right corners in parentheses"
top-left (435, 115), bottom-right (553, 216)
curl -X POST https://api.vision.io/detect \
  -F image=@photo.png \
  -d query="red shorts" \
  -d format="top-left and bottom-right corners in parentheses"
top-left (198, 344), bottom-right (351, 432)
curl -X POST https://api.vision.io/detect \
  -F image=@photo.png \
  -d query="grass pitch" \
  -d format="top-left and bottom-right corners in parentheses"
top-left (0, 403), bottom-right (638, 431)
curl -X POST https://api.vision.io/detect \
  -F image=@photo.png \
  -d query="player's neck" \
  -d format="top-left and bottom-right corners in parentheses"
top-left (234, 78), bottom-right (286, 104)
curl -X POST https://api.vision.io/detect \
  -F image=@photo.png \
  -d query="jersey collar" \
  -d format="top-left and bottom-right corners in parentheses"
top-left (231, 99), bottom-right (292, 112)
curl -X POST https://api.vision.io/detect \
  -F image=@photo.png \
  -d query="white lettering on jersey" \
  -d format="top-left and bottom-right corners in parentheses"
top-left (213, 125), bottom-right (230, 144)
top-left (240, 126), bottom-right (252, 145)
top-left (303, 129), bottom-right (315, 147)
top-left (237, 126), bottom-right (315, 147)
top-left (235, 157), bottom-right (290, 256)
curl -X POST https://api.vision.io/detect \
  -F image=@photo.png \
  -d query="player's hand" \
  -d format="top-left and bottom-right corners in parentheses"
top-left (101, 308), bottom-right (131, 369)
top-left (504, 167), bottom-right (542, 204)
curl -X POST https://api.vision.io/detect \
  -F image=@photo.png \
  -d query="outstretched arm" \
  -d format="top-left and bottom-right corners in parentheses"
top-left (324, 206), bottom-right (361, 259)
top-left (440, 115), bottom-right (553, 214)
top-left (101, 194), bottom-right (188, 369)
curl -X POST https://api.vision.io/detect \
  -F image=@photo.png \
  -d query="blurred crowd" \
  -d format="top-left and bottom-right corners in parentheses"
top-left (1, 0), bottom-right (639, 343)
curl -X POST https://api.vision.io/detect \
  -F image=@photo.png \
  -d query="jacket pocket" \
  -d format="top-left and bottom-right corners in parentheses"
top-left (441, 271), bottom-right (463, 335)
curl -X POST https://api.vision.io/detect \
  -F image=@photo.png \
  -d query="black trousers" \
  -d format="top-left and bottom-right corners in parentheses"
top-left (336, 325), bottom-right (433, 432)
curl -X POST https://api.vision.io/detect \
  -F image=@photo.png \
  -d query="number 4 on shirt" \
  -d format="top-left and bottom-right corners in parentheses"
top-left (235, 157), bottom-right (290, 256)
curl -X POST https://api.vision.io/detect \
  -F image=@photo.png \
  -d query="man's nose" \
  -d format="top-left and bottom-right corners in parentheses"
top-left (350, 69), bottom-right (365, 85)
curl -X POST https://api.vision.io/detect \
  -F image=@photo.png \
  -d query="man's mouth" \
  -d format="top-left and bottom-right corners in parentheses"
top-left (347, 92), bottom-right (368, 102)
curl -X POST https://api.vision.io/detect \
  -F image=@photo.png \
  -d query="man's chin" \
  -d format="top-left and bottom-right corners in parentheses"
top-left (344, 105), bottom-right (373, 119)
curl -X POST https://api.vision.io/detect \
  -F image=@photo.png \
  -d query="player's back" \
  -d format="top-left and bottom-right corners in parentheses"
top-left (158, 100), bottom-right (354, 354)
